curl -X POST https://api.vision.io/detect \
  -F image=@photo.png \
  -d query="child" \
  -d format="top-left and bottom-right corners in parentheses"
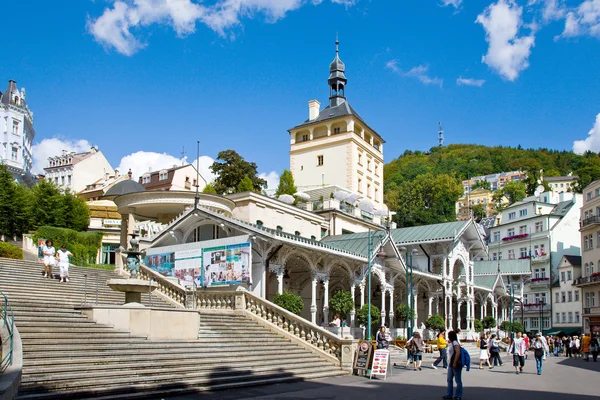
top-left (56, 245), bottom-right (73, 283)
top-left (42, 239), bottom-right (56, 278)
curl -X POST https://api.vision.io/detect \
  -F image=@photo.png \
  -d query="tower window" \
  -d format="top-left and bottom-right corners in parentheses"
top-left (11, 146), bottom-right (18, 160)
top-left (333, 127), bottom-right (341, 134)
top-left (12, 121), bottom-right (18, 135)
top-left (302, 134), bottom-right (309, 142)
top-left (317, 155), bottom-right (324, 166)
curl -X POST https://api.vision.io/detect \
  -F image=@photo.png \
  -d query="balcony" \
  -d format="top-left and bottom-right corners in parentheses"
top-left (521, 303), bottom-right (549, 313)
top-left (531, 254), bottom-right (549, 264)
top-left (583, 306), bottom-right (600, 316)
top-left (502, 233), bottom-right (529, 242)
top-left (573, 273), bottom-right (600, 287)
top-left (528, 277), bottom-right (550, 288)
top-left (580, 215), bottom-right (600, 230)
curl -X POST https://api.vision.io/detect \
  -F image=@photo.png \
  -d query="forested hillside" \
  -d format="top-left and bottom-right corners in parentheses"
top-left (383, 144), bottom-right (600, 227)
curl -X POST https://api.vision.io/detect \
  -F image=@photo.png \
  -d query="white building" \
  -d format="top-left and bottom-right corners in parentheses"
top-left (550, 255), bottom-right (583, 336)
top-left (44, 147), bottom-right (114, 193)
top-left (139, 164), bottom-right (204, 192)
top-left (487, 191), bottom-right (582, 334)
top-left (0, 80), bottom-right (35, 186)
top-left (288, 40), bottom-right (384, 210)
top-left (545, 175), bottom-right (577, 194)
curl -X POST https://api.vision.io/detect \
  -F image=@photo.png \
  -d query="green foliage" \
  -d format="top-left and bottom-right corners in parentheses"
top-left (356, 304), bottom-right (381, 327)
top-left (272, 290), bottom-right (304, 315)
top-left (493, 181), bottom-right (527, 205)
top-left (275, 169), bottom-right (297, 197)
top-left (34, 226), bottom-right (102, 266)
top-left (202, 182), bottom-right (218, 194)
top-left (471, 180), bottom-right (491, 191)
top-left (500, 321), bottom-right (524, 333)
top-left (62, 190), bottom-right (90, 232)
top-left (210, 150), bottom-right (266, 194)
top-left (0, 165), bottom-right (32, 238)
top-left (511, 321), bottom-right (524, 333)
top-left (0, 242), bottom-right (23, 259)
top-left (474, 319), bottom-right (483, 333)
top-left (424, 314), bottom-right (445, 331)
top-left (482, 316), bottom-right (497, 329)
top-left (471, 204), bottom-right (487, 222)
top-left (237, 175), bottom-right (255, 192)
top-left (396, 304), bottom-right (416, 321)
top-left (83, 264), bottom-right (116, 271)
top-left (329, 290), bottom-right (354, 319)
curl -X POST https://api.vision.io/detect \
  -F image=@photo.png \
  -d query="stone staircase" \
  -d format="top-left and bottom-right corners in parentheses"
top-left (0, 257), bottom-right (346, 399)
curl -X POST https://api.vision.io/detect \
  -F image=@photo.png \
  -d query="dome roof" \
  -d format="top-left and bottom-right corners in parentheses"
top-left (329, 54), bottom-right (345, 73)
top-left (104, 179), bottom-right (146, 197)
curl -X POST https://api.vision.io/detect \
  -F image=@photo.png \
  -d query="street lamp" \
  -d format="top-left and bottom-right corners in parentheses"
top-left (539, 298), bottom-right (546, 335)
top-left (399, 247), bottom-right (418, 338)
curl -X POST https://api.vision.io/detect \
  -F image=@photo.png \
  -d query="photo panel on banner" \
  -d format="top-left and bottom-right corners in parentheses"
top-left (203, 242), bottom-right (251, 287)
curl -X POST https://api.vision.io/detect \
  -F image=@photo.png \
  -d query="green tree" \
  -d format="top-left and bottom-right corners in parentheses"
top-left (482, 316), bottom-right (497, 330)
top-left (0, 165), bottom-right (31, 238)
top-left (29, 179), bottom-right (64, 228)
top-left (237, 175), bottom-right (255, 192)
top-left (62, 190), bottom-right (90, 232)
top-left (511, 321), bottom-right (524, 333)
top-left (474, 319), bottom-right (483, 333)
top-left (424, 314), bottom-right (445, 331)
top-left (272, 290), bottom-right (304, 314)
top-left (209, 150), bottom-right (266, 194)
top-left (329, 290), bottom-right (354, 319)
top-left (275, 169), bottom-right (297, 197)
top-left (356, 304), bottom-right (381, 327)
top-left (493, 181), bottom-right (527, 205)
top-left (471, 180), bottom-right (491, 191)
top-left (396, 304), bottom-right (416, 327)
top-left (471, 204), bottom-right (487, 222)
top-left (202, 182), bottom-right (217, 194)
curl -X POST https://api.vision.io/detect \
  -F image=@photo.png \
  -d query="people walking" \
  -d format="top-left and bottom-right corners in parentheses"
top-left (443, 330), bottom-right (463, 400)
top-left (42, 239), bottom-right (56, 279)
top-left (523, 333), bottom-right (530, 360)
top-left (565, 336), bottom-right (572, 358)
top-left (508, 332), bottom-right (527, 375)
top-left (590, 336), bottom-right (599, 362)
top-left (533, 333), bottom-right (549, 375)
top-left (488, 334), bottom-right (504, 367)
top-left (581, 333), bottom-right (591, 361)
top-left (571, 336), bottom-right (581, 358)
top-left (432, 329), bottom-right (448, 370)
top-left (409, 331), bottom-right (424, 371)
top-left (56, 245), bottom-right (73, 283)
top-left (479, 332), bottom-right (493, 369)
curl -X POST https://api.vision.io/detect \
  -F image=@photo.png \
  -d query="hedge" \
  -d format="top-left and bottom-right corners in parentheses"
top-left (0, 242), bottom-right (23, 259)
top-left (34, 226), bottom-right (102, 266)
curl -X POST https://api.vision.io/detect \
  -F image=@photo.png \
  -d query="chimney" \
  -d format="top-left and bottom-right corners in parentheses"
top-left (128, 169), bottom-right (133, 179)
top-left (115, 169), bottom-right (120, 177)
top-left (308, 100), bottom-right (320, 121)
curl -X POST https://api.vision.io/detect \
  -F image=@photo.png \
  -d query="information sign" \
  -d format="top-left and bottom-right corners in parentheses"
top-left (370, 349), bottom-right (390, 379)
top-left (353, 339), bottom-right (373, 371)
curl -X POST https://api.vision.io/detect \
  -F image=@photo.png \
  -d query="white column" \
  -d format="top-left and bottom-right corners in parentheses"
top-left (448, 295), bottom-right (453, 330)
top-left (323, 279), bottom-right (330, 325)
top-left (276, 271), bottom-right (284, 294)
top-left (457, 302), bottom-right (462, 330)
top-left (380, 289), bottom-right (387, 327)
top-left (388, 290), bottom-right (395, 329)
top-left (310, 278), bottom-right (317, 324)
top-left (428, 296), bottom-right (434, 318)
top-left (436, 297), bottom-right (440, 315)
top-left (350, 284), bottom-right (356, 327)
top-left (483, 303), bottom-right (488, 317)
top-left (466, 300), bottom-right (471, 331)
top-left (412, 289), bottom-right (418, 330)
top-left (360, 283), bottom-right (365, 308)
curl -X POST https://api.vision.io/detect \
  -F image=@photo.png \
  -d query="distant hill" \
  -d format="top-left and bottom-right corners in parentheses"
top-left (384, 144), bottom-right (600, 192)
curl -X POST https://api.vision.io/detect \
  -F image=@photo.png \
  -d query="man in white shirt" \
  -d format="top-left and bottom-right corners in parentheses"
top-left (509, 332), bottom-right (527, 375)
top-left (56, 245), bottom-right (73, 283)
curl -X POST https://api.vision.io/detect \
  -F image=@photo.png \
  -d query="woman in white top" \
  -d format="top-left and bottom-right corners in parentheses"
top-left (444, 330), bottom-right (463, 400)
top-left (42, 240), bottom-right (56, 279)
top-left (56, 245), bottom-right (73, 283)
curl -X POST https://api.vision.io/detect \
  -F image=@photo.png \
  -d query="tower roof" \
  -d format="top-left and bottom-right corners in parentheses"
top-left (329, 39), bottom-right (346, 79)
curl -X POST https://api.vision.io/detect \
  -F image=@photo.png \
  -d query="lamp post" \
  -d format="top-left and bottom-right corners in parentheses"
top-left (399, 247), bottom-right (418, 338)
top-left (539, 299), bottom-right (546, 335)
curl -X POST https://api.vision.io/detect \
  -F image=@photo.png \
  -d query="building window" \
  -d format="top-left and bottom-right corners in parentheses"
top-left (519, 225), bottom-right (527, 234)
top-left (276, 226), bottom-right (283, 232)
top-left (585, 236), bottom-right (589, 250)
top-left (520, 247), bottom-right (527, 258)
top-left (375, 188), bottom-right (379, 202)
top-left (592, 262), bottom-right (596, 275)
top-left (507, 228), bottom-right (515, 237)
top-left (302, 134), bottom-right (309, 142)
top-left (585, 263), bottom-right (590, 276)
top-left (358, 154), bottom-right (362, 165)
top-left (555, 293), bottom-right (560, 303)
top-left (568, 312), bottom-right (573, 323)
top-left (310, 235), bottom-right (316, 240)
top-left (493, 232), bottom-right (501, 242)
top-left (591, 235), bottom-right (595, 249)
top-left (561, 271), bottom-right (566, 281)
top-left (67, 175), bottom-right (71, 185)
top-left (492, 252), bottom-right (497, 261)
top-left (567, 270), bottom-right (572, 280)
top-left (575, 290), bottom-right (580, 302)
top-left (587, 192), bottom-right (593, 200)
top-left (508, 249), bottom-right (515, 260)
top-left (367, 160), bottom-right (371, 171)
top-left (544, 318), bottom-right (550, 329)
top-left (11, 146), bottom-right (17, 161)
top-left (555, 312), bottom-right (560, 324)
top-left (568, 291), bottom-right (573, 302)
top-left (375, 164), bottom-right (378, 175)
top-left (534, 268), bottom-right (540, 279)
top-left (61, 176), bottom-right (65, 185)
top-left (54, 177), bottom-right (58, 184)
top-left (256, 220), bottom-right (263, 228)
top-left (575, 312), bottom-right (580, 323)
top-left (367, 183), bottom-right (371, 198)
top-left (593, 292), bottom-right (597, 307)
top-left (317, 155), bottom-right (324, 166)
top-left (586, 293), bottom-right (591, 308)
top-left (12, 121), bottom-right (18, 135)
top-left (508, 212), bottom-right (516, 220)
top-left (159, 170), bottom-right (168, 181)
top-left (333, 127), bottom-right (341, 134)
top-left (142, 175), bottom-right (151, 184)
top-left (561, 292), bottom-right (566, 302)
top-left (535, 222), bottom-right (543, 232)
top-left (519, 209), bottom-right (528, 217)
top-left (562, 312), bottom-right (566, 323)
top-left (358, 178), bottom-right (362, 193)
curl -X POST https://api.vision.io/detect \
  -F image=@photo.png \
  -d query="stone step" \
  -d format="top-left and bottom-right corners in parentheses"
top-left (18, 326), bottom-right (129, 333)
top-left (14, 317), bottom-right (93, 323)
top-left (21, 338), bottom-right (151, 346)
top-left (15, 321), bottom-right (100, 328)
top-left (20, 332), bottom-right (137, 340)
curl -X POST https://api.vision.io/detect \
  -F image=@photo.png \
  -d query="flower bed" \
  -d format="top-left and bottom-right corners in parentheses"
top-left (502, 233), bottom-right (529, 241)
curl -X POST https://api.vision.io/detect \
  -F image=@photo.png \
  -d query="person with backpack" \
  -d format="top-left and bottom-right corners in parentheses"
top-left (488, 334), bottom-right (504, 367)
top-left (443, 330), bottom-right (463, 400)
top-left (508, 331), bottom-right (527, 375)
top-left (409, 331), bottom-right (424, 371)
top-left (533, 332), bottom-right (549, 375)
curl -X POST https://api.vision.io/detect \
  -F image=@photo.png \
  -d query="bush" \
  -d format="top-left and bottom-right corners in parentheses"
top-left (329, 290), bottom-right (354, 319)
top-left (356, 304), bottom-right (381, 327)
top-left (34, 226), bottom-right (102, 266)
top-left (499, 320), bottom-right (523, 333)
top-left (272, 290), bottom-right (304, 315)
top-left (424, 314), bottom-right (445, 331)
top-left (482, 316), bottom-right (497, 329)
top-left (396, 304), bottom-right (416, 322)
top-left (474, 319), bottom-right (483, 333)
top-left (0, 242), bottom-right (23, 259)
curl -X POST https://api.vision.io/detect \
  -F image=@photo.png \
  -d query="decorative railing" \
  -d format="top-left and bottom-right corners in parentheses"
top-left (581, 215), bottom-right (600, 228)
top-left (195, 289), bottom-right (354, 370)
top-left (573, 273), bottom-right (600, 286)
top-left (531, 254), bottom-right (549, 263)
top-left (502, 233), bottom-right (529, 242)
top-left (0, 290), bottom-right (14, 375)
top-left (138, 264), bottom-right (187, 308)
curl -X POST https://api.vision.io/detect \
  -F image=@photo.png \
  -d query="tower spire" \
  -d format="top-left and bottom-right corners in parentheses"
top-left (438, 122), bottom-right (444, 147)
top-left (328, 37), bottom-right (347, 107)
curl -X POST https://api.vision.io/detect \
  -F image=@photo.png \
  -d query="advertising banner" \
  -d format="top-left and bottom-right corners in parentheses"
top-left (370, 349), bottom-right (390, 379)
top-left (145, 252), bottom-right (175, 276)
top-left (203, 242), bottom-right (251, 287)
top-left (174, 248), bottom-right (202, 287)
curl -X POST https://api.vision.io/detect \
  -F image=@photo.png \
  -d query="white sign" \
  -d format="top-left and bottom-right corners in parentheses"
top-left (370, 349), bottom-right (390, 380)
top-left (174, 249), bottom-right (202, 287)
top-left (103, 219), bottom-right (122, 226)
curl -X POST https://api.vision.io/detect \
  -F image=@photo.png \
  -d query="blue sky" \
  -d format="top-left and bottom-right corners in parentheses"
top-left (2, 0), bottom-right (600, 187)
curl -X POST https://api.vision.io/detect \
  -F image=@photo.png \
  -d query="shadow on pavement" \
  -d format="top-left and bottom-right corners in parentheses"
top-left (557, 357), bottom-right (600, 371)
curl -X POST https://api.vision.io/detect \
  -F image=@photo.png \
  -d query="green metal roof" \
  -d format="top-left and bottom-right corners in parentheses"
top-left (320, 231), bottom-right (388, 258)
top-left (473, 275), bottom-right (498, 290)
top-left (473, 260), bottom-right (531, 275)
top-left (390, 221), bottom-right (470, 245)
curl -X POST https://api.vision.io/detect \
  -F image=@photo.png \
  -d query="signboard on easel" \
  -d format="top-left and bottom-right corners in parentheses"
top-left (353, 339), bottom-right (373, 372)
top-left (370, 349), bottom-right (390, 379)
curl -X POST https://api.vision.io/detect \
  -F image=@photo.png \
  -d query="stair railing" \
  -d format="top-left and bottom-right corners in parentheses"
top-left (137, 264), bottom-right (186, 308)
top-left (0, 290), bottom-right (14, 374)
top-left (196, 289), bottom-right (355, 371)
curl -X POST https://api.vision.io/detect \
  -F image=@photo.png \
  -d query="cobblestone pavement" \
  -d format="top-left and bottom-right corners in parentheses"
top-left (169, 355), bottom-right (600, 400)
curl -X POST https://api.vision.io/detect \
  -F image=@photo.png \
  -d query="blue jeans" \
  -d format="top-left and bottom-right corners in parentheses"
top-left (434, 348), bottom-right (448, 368)
top-left (535, 355), bottom-right (543, 374)
top-left (446, 367), bottom-right (463, 398)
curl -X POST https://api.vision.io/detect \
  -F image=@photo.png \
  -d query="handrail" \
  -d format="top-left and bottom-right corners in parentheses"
top-left (137, 264), bottom-right (187, 308)
top-left (195, 289), bottom-right (355, 370)
top-left (0, 290), bottom-right (14, 375)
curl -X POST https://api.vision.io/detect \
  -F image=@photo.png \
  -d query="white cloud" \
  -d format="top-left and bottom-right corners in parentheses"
top-left (259, 170), bottom-right (279, 190)
top-left (573, 113), bottom-right (600, 154)
top-left (117, 151), bottom-right (186, 180)
top-left (88, 0), bottom-right (356, 55)
top-left (386, 60), bottom-right (443, 87)
top-left (189, 155), bottom-right (217, 184)
top-left (31, 138), bottom-right (94, 174)
top-left (476, 0), bottom-right (536, 81)
top-left (456, 77), bottom-right (486, 86)
top-left (441, 0), bottom-right (462, 8)
top-left (559, 0), bottom-right (600, 39)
